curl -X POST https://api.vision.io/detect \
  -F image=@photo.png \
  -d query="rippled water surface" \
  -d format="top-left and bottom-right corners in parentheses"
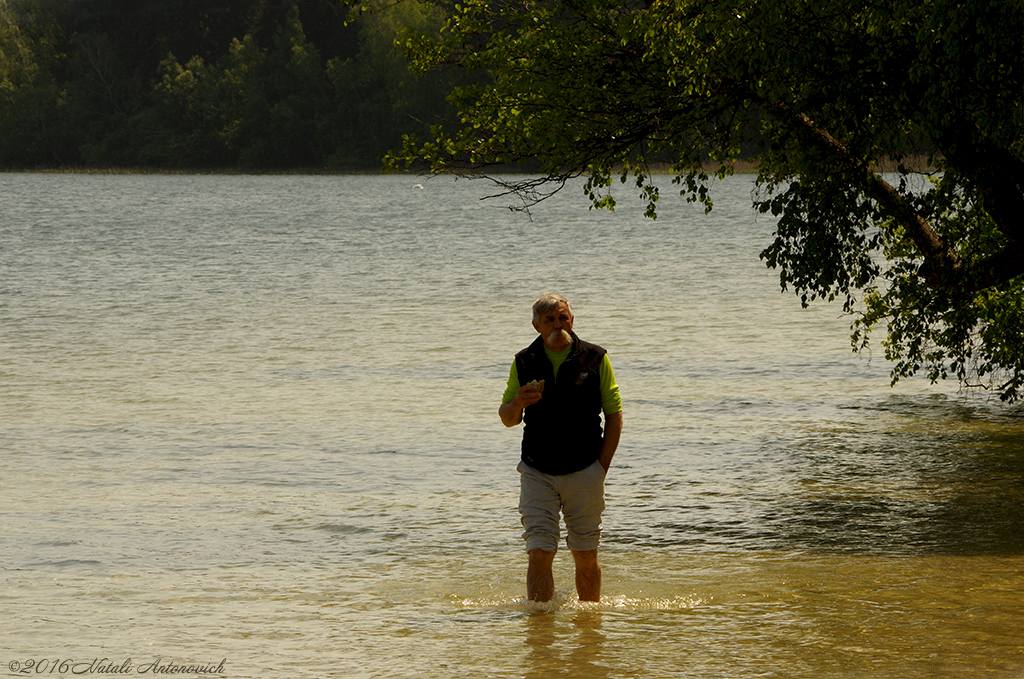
top-left (2, 173), bottom-right (1023, 678)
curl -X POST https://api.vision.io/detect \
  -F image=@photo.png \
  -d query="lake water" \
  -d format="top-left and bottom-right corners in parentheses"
top-left (1, 172), bottom-right (1022, 679)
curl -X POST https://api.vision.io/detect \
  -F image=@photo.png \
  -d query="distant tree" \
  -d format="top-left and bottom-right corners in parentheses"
top-left (323, 0), bottom-right (459, 167)
top-left (232, 5), bottom-right (331, 167)
top-left (0, 0), bottom-right (456, 169)
top-left (0, 0), bottom-right (74, 164)
top-left (387, 0), bottom-right (1024, 401)
top-left (149, 48), bottom-right (238, 166)
top-left (81, 0), bottom-right (335, 166)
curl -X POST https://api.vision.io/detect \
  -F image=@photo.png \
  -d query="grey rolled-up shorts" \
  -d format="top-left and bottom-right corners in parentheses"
top-left (517, 459), bottom-right (606, 553)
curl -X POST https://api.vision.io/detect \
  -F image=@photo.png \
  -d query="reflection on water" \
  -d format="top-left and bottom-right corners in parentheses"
top-left (523, 611), bottom-right (610, 679)
top-left (444, 550), bottom-right (1024, 679)
top-left (607, 395), bottom-right (1024, 562)
top-left (1, 172), bottom-right (1022, 678)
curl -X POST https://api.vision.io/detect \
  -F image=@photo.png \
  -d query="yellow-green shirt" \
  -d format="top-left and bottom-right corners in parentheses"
top-left (502, 347), bottom-right (622, 415)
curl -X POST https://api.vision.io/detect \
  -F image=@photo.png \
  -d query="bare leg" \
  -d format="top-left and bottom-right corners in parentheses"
top-left (527, 549), bottom-right (556, 602)
top-left (571, 549), bottom-right (601, 602)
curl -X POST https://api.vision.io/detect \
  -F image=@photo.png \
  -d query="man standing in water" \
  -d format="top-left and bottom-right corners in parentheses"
top-left (499, 293), bottom-right (623, 602)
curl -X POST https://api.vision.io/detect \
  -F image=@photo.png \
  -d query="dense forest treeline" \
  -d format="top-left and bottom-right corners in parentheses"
top-left (0, 0), bottom-right (459, 169)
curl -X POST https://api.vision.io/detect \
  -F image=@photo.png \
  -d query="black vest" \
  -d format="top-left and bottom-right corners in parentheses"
top-left (515, 333), bottom-right (606, 475)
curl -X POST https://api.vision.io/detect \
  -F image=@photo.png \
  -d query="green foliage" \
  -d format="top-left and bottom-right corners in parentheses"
top-left (391, 0), bottom-right (1024, 401)
top-left (0, 0), bottom-right (455, 169)
top-left (0, 0), bottom-right (73, 164)
top-left (325, 0), bottom-right (459, 166)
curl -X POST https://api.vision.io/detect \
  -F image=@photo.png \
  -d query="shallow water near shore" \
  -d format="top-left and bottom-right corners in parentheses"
top-left (2, 172), bottom-right (1023, 678)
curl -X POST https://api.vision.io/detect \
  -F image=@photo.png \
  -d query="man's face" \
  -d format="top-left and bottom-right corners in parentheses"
top-left (532, 303), bottom-right (574, 351)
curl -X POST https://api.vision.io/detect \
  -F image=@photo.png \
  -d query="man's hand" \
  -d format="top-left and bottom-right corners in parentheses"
top-left (598, 410), bottom-right (623, 472)
top-left (499, 381), bottom-right (544, 427)
top-left (516, 381), bottom-right (544, 408)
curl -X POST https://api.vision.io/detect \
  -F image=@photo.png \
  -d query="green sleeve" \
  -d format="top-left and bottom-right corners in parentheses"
top-left (501, 361), bottom-right (520, 404)
top-left (600, 354), bottom-right (622, 415)
top-left (504, 354), bottom-right (620, 413)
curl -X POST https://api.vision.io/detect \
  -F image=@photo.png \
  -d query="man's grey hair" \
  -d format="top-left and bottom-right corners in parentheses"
top-left (532, 293), bottom-right (572, 322)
